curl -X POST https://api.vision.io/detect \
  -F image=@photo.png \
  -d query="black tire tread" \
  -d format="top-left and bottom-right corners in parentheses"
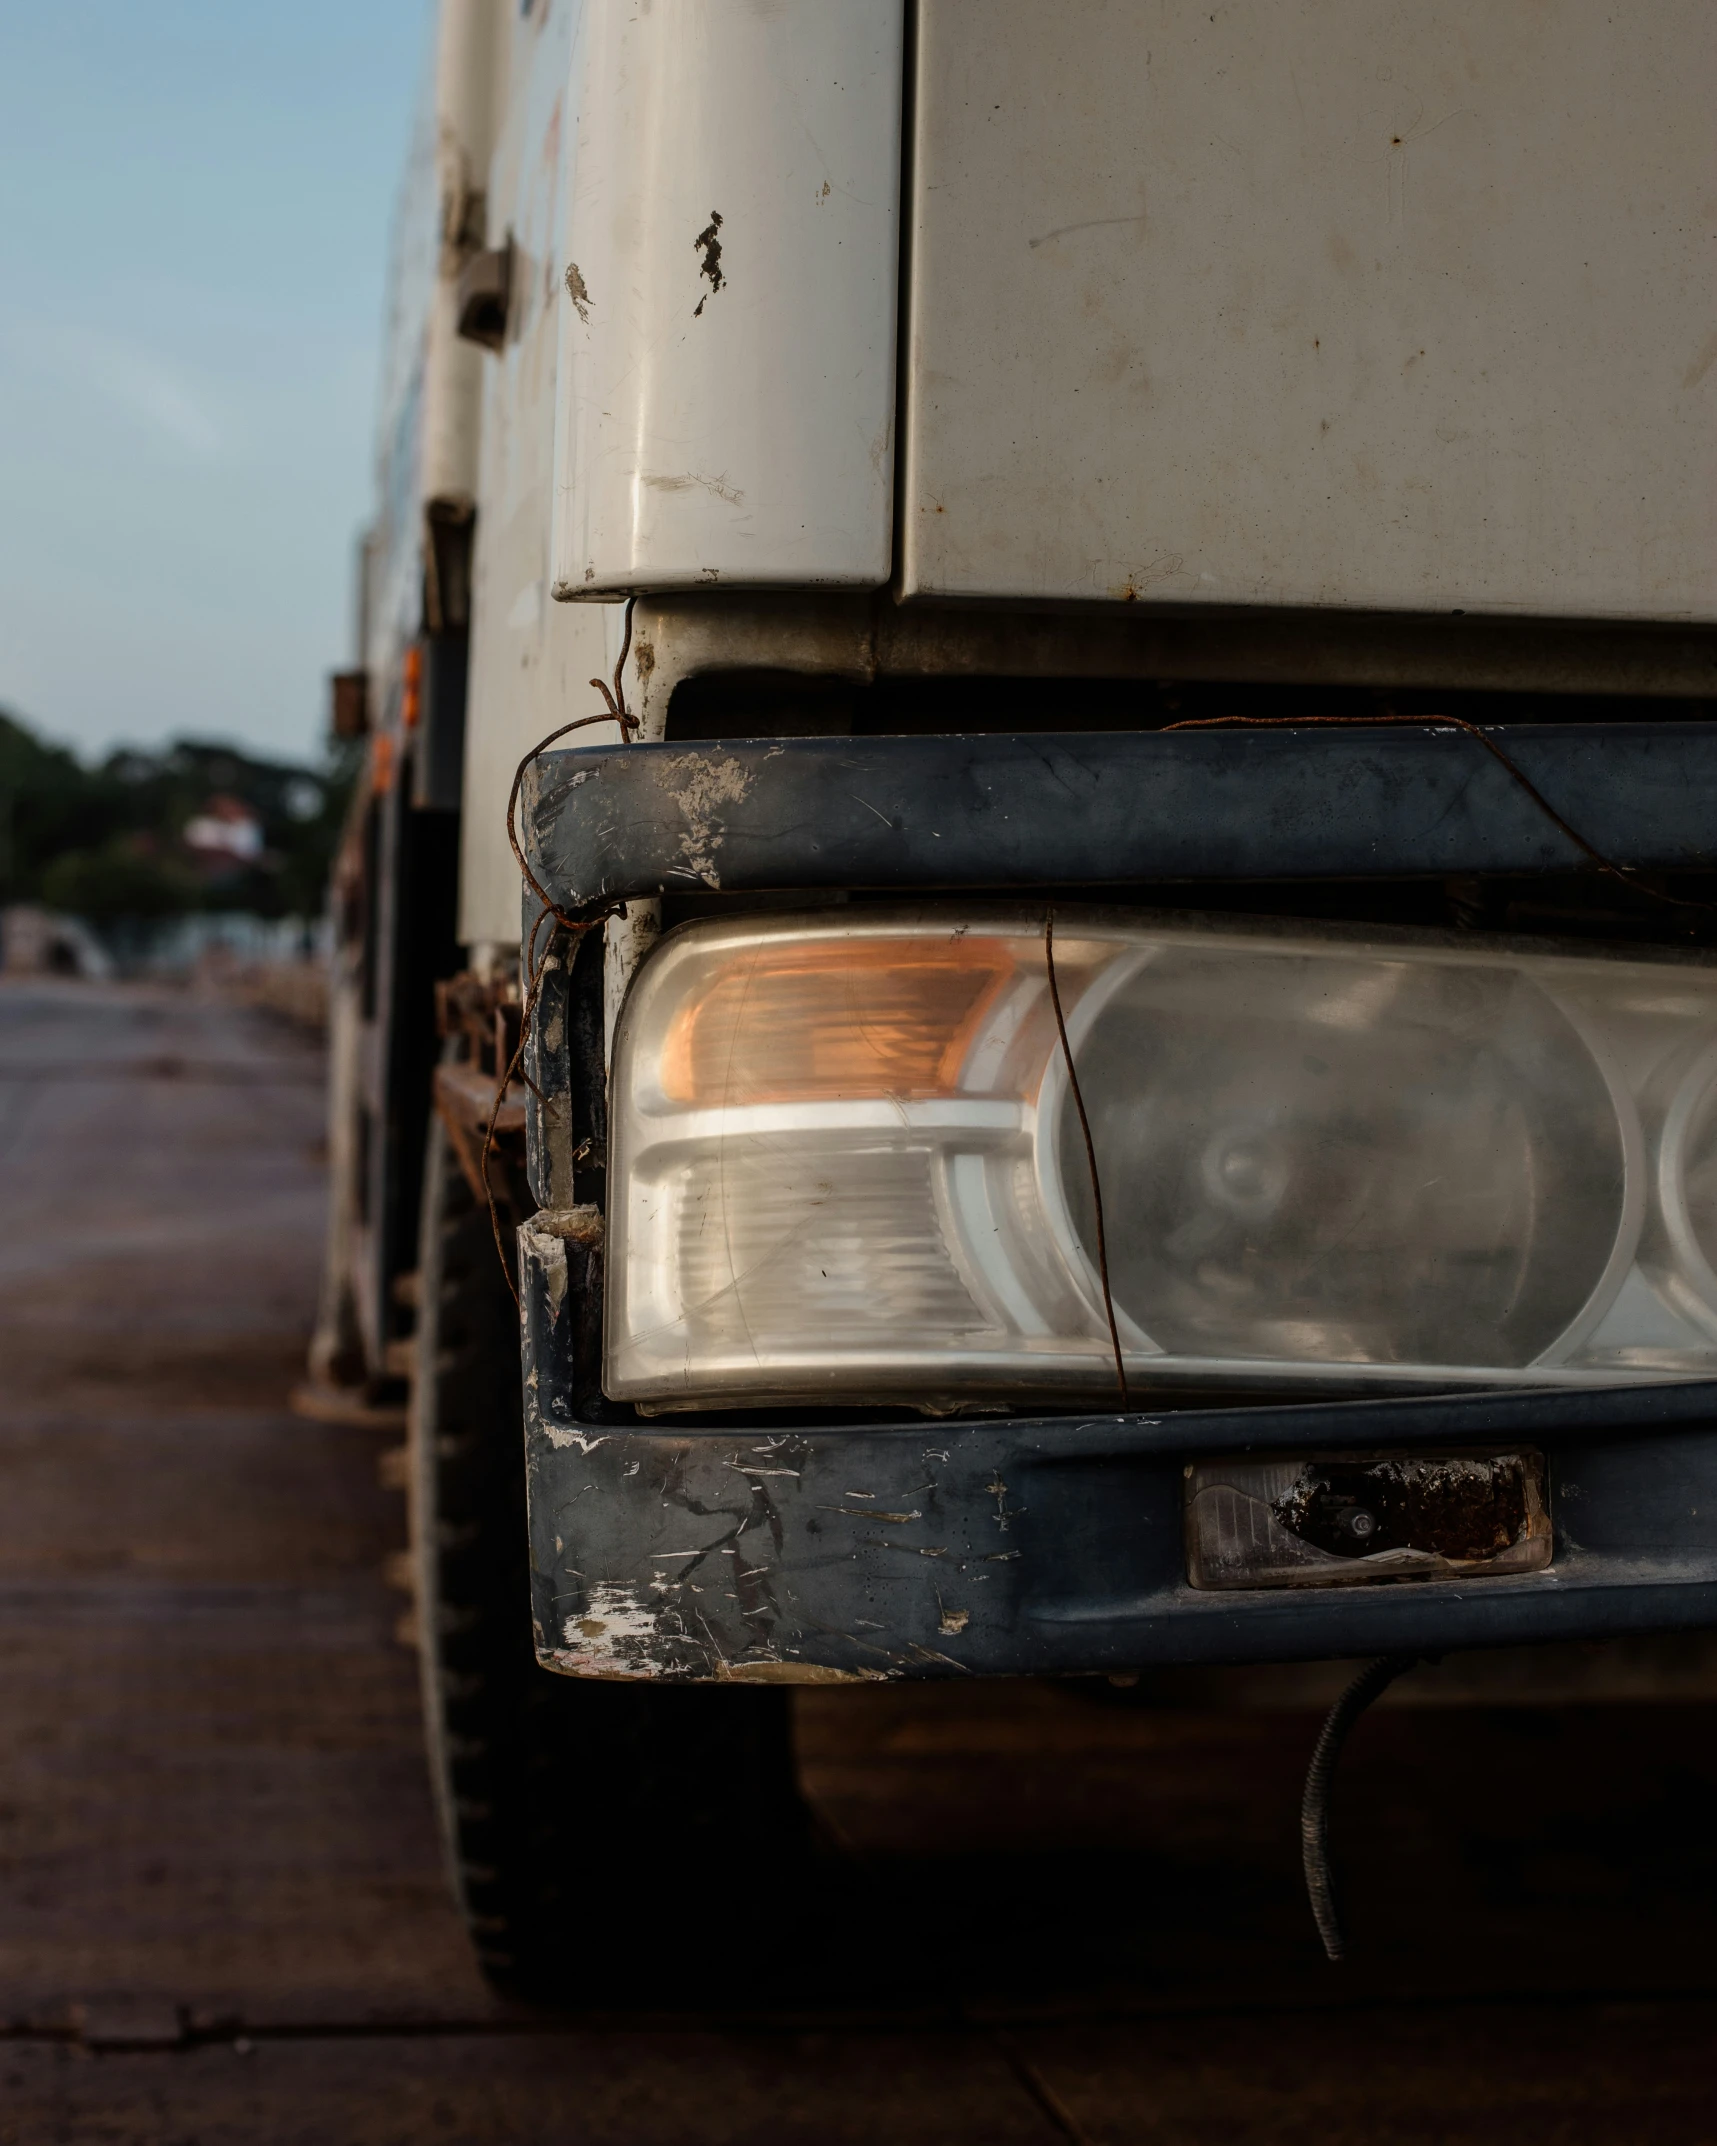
top-left (409, 1122), bottom-right (805, 1993)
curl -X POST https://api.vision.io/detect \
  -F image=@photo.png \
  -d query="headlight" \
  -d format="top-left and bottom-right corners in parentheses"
top-left (605, 909), bottom-right (1717, 1409)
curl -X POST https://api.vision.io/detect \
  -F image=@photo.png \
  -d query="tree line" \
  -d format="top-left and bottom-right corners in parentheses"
top-left (0, 707), bottom-right (354, 925)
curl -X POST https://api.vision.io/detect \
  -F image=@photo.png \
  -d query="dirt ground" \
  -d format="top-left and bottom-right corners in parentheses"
top-left (2, 976), bottom-right (1716, 2143)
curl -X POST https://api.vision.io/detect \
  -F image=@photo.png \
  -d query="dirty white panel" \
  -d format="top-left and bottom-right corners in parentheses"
top-left (461, 0), bottom-right (613, 947)
top-left (551, 0), bottom-right (905, 599)
top-left (419, 0), bottom-right (510, 511)
top-left (901, 0), bottom-right (1717, 621)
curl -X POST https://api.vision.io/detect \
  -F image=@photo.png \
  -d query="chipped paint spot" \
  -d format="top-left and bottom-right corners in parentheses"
top-left (939, 1606), bottom-right (971, 1636)
top-left (564, 261), bottom-right (592, 322)
top-left (538, 1234), bottom-right (569, 1318)
top-left (558, 1582), bottom-right (665, 1675)
top-left (541, 1425), bottom-right (608, 1455)
top-left (692, 209), bottom-right (725, 317)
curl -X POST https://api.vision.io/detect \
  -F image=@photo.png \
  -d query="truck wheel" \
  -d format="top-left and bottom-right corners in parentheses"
top-left (409, 1119), bottom-right (808, 1992)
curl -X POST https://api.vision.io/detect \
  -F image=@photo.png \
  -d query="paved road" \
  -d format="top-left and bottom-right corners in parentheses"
top-left (2, 978), bottom-right (1716, 2142)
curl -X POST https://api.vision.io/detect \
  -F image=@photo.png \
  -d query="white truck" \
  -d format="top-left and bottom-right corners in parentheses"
top-left (317, 0), bottom-right (1717, 1987)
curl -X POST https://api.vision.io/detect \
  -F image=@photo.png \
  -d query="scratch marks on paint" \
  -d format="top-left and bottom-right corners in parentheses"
top-left (643, 470), bottom-right (745, 506)
top-left (659, 750), bottom-right (751, 886)
top-left (1683, 331), bottom-right (1717, 392)
top-left (714, 1660), bottom-right (883, 1684)
top-left (1028, 213), bottom-right (1148, 251)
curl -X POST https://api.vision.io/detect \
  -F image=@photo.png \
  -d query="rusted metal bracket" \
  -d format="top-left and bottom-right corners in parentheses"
top-left (454, 240), bottom-right (513, 353)
top-left (432, 1060), bottom-right (526, 1213)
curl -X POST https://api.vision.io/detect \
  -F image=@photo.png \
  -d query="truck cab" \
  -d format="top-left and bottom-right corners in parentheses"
top-left (337, 0), bottom-right (1717, 1988)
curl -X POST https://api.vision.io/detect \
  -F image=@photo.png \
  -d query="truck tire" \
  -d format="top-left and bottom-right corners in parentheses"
top-left (409, 1119), bottom-right (808, 1992)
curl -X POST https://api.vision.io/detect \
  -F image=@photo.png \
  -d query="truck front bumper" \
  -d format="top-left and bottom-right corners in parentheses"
top-left (519, 724), bottom-right (1717, 1681)
top-left (522, 1225), bottom-right (1717, 1681)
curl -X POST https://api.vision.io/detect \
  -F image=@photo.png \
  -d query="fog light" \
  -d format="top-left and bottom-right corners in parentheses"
top-left (1184, 1451), bottom-right (1552, 1589)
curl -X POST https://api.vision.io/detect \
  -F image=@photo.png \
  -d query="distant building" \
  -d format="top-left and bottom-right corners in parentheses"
top-left (183, 795), bottom-right (265, 866)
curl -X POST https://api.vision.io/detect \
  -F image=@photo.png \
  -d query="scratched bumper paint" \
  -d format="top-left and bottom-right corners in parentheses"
top-left (517, 1222), bottom-right (1717, 1682)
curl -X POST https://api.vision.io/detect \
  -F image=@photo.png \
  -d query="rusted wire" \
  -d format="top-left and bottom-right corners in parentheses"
top-left (1163, 710), bottom-right (1715, 925)
top-left (1045, 906), bottom-right (1129, 1408)
top-left (503, 597), bottom-right (640, 936)
top-left (483, 599), bottom-right (641, 1301)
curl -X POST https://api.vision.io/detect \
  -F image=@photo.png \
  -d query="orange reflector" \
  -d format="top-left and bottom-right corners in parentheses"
top-left (662, 938), bottom-right (1016, 1103)
top-left (401, 643), bottom-right (424, 731)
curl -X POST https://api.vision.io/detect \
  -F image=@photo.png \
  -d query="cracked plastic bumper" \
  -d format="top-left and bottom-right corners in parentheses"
top-left (520, 1216), bottom-right (1717, 1682)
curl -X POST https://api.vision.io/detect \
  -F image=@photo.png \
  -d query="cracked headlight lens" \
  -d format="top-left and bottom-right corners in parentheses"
top-left (604, 909), bottom-right (1717, 1409)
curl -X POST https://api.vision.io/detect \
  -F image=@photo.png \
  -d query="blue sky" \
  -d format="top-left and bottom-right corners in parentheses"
top-left (0, 0), bottom-right (430, 766)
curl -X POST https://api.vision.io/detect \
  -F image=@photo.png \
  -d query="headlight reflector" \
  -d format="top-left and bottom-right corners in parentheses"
top-left (606, 910), bottom-right (1716, 1408)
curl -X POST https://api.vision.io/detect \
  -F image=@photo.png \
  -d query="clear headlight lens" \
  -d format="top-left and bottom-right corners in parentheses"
top-left (605, 909), bottom-right (1717, 1408)
top-left (1058, 951), bottom-right (1625, 1371)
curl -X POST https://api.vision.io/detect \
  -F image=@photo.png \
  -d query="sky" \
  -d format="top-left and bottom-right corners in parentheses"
top-left (0, 0), bottom-right (430, 767)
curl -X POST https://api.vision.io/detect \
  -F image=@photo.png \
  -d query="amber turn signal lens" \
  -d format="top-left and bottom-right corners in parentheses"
top-left (660, 937), bottom-right (1016, 1103)
top-left (400, 642), bottom-right (424, 731)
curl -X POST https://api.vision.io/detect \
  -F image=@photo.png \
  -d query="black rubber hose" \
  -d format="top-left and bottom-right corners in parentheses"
top-left (1301, 1653), bottom-right (1420, 1963)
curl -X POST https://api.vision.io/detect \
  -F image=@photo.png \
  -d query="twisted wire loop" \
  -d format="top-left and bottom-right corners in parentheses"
top-left (1163, 710), bottom-right (1716, 925)
top-left (1301, 1653), bottom-right (1421, 1962)
top-left (1044, 907), bottom-right (1129, 1407)
top-left (483, 601), bottom-right (640, 1301)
